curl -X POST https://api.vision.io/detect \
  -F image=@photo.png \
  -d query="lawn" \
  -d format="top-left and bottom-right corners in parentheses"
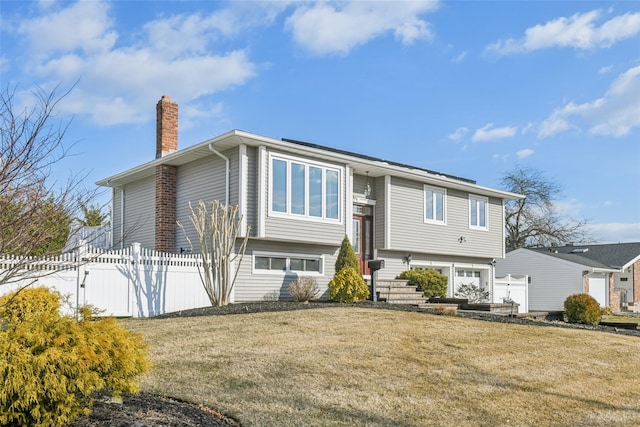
top-left (123, 307), bottom-right (640, 427)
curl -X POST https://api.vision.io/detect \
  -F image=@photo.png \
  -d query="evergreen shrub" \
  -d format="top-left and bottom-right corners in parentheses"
top-left (328, 268), bottom-right (369, 303)
top-left (396, 269), bottom-right (448, 298)
top-left (564, 293), bottom-right (602, 325)
top-left (335, 235), bottom-right (360, 274)
top-left (0, 287), bottom-right (150, 427)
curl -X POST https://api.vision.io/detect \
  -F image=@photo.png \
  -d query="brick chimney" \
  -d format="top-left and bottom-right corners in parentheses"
top-left (156, 95), bottom-right (178, 158)
top-left (155, 95), bottom-right (178, 252)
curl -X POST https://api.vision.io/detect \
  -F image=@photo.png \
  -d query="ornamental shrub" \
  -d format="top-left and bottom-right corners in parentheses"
top-left (287, 276), bottom-right (320, 303)
top-left (396, 269), bottom-right (448, 298)
top-left (0, 287), bottom-right (150, 427)
top-left (328, 267), bottom-right (369, 303)
top-left (454, 282), bottom-right (490, 303)
top-left (335, 235), bottom-right (360, 274)
top-left (564, 293), bottom-right (602, 325)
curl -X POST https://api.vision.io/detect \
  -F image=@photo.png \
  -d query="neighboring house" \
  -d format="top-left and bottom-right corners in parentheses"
top-left (495, 242), bottom-right (640, 312)
top-left (97, 96), bottom-right (523, 302)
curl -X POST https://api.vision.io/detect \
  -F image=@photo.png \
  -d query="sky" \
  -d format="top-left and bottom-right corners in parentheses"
top-left (1, 0), bottom-right (639, 244)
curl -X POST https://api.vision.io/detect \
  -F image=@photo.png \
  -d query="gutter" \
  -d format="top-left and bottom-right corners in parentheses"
top-left (208, 143), bottom-right (229, 206)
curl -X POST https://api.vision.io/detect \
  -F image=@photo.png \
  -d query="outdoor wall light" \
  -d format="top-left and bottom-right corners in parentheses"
top-left (458, 236), bottom-right (467, 244)
top-left (363, 171), bottom-right (372, 198)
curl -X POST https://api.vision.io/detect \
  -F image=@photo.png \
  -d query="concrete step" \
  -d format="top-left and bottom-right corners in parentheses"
top-left (419, 303), bottom-right (459, 310)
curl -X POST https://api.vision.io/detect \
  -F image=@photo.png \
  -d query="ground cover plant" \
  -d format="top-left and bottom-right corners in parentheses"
top-left (122, 306), bottom-right (640, 427)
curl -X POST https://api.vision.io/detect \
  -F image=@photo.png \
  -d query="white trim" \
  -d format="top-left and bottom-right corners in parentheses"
top-left (268, 152), bottom-right (343, 223)
top-left (469, 194), bottom-right (489, 231)
top-left (353, 196), bottom-right (377, 205)
top-left (346, 166), bottom-right (353, 242)
top-left (258, 146), bottom-right (266, 238)
top-left (238, 144), bottom-right (248, 237)
top-left (385, 175), bottom-right (391, 249)
top-left (423, 184), bottom-right (447, 225)
top-left (252, 250), bottom-right (325, 276)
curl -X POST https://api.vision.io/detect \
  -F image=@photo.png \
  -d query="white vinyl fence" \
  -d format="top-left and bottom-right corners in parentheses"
top-left (0, 243), bottom-right (212, 317)
top-left (493, 274), bottom-right (528, 313)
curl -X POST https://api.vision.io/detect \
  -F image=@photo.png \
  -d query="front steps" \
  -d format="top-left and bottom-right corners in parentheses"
top-left (622, 302), bottom-right (640, 313)
top-left (373, 279), bottom-right (427, 305)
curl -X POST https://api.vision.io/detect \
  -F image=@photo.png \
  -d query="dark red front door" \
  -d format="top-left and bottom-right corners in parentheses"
top-left (353, 205), bottom-right (373, 275)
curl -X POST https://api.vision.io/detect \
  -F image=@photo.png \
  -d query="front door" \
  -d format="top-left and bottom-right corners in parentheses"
top-left (353, 205), bottom-right (373, 275)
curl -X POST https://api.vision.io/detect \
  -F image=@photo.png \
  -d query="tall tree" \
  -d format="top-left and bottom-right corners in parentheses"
top-left (77, 201), bottom-right (109, 226)
top-left (501, 165), bottom-right (591, 250)
top-left (0, 84), bottom-right (94, 287)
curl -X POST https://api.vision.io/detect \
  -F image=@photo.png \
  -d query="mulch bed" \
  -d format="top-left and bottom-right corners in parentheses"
top-left (69, 300), bottom-right (639, 426)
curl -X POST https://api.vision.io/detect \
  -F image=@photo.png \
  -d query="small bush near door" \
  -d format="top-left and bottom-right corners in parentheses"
top-left (328, 268), bottom-right (369, 303)
top-left (564, 293), bottom-right (602, 325)
top-left (396, 269), bottom-right (447, 298)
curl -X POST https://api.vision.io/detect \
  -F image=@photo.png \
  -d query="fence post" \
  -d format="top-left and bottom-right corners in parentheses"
top-left (76, 240), bottom-right (88, 319)
top-left (131, 243), bottom-right (141, 318)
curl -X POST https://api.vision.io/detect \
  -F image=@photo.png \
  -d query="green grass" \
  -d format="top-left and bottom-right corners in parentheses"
top-left (603, 315), bottom-right (640, 323)
top-left (123, 307), bottom-right (640, 427)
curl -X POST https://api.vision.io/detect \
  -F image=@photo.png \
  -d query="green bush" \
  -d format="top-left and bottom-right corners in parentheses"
top-left (328, 267), bottom-right (369, 303)
top-left (0, 287), bottom-right (150, 427)
top-left (335, 235), bottom-right (360, 274)
top-left (564, 293), bottom-right (602, 325)
top-left (396, 269), bottom-right (448, 298)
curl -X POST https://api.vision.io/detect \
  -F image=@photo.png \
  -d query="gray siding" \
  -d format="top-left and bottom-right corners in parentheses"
top-left (234, 240), bottom-right (339, 302)
top-left (374, 176), bottom-right (386, 249)
top-left (112, 188), bottom-right (122, 247)
top-left (245, 146), bottom-right (258, 236)
top-left (122, 176), bottom-right (155, 248)
top-left (387, 177), bottom-right (503, 258)
top-left (496, 249), bottom-right (584, 311)
top-left (175, 153), bottom-right (227, 251)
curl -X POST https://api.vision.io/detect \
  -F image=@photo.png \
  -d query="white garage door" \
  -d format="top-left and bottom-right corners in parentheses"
top-left (588, 274), bottom-right (607, 307)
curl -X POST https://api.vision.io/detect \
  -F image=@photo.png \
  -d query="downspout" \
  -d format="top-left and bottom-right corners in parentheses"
top-left (209, 143), bottom-right (229, 206)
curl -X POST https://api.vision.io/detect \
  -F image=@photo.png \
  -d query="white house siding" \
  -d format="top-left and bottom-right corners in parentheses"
top-left (112, 187), bottom-right (122, 247)
top-left (387, 177), bottom-right (503, 259)
top-left (233, 239), bottom-right (338, 302)
top-left (496, 249), bottom-right (584, 311)
top-left (245, 146), bottom-right (258, 236)
top-left (175, 154), bottom-right (227, 252)
top-left (122, 176), bottom-right (155, 249)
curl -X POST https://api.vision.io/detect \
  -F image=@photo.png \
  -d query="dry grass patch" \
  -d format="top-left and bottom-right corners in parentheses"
top-left (123, 307), bottom-right (640, 427)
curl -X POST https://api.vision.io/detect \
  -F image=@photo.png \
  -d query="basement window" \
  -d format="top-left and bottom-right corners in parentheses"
top-left (253, 252), bottom-right (324, 275)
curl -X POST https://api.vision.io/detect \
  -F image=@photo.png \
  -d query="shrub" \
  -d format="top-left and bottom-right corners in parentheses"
top-left (431, 305), bottom-right (457, 316)
top-left (396, 269), bottom-right (448, 298)
top-left (328, 267), bottom-right (369, 303)
top-left (287, 276), bottom-right (320, 303)
top-left (0, 287), bottom-right (150, 427)
top-left (454, 282), bottom-right (490, 303)
top-left (564, 293), bottom-right (602, 325)
top-left (335, 235), bottom-right (360, 274)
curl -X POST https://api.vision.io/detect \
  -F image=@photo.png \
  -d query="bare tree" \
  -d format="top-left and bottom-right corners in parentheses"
top-left (0, 84), bottom-right (96, 288)
top-left (179, 200), bottom-right (250, 306)
top-left (501, 165), bottom-right (591, 249)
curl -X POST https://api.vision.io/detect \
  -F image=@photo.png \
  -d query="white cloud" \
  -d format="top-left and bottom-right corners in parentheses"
top-left (598, 64), bottom-right (613, 74)
top-left (538, 65), bottom-right (640, 138)
top-left (486, 10), bottom-right (640, 55)
top-left (452, 51), bottom-right (467, 63)
top-left (448, 127), bottom-right (468, 141)
top-left (516, 149), bottom-right (534, 159)
top-left (587, 223), bottom-right (640, 243)
top-left (471, 123), bottom-right (518, 142)
top-left (14, 1), bottom-right (258, 126)
top-left (285, 1), bottom-right (439, 55)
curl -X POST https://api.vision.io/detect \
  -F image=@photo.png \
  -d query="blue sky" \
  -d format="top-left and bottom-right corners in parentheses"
top-left (2, 0), bottom-right (639, 243)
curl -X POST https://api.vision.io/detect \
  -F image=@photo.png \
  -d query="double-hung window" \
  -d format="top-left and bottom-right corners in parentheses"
top-left (469, 195), bottom-right (488, 230)
top-left (424, 186), bottom-right (446, 224)
top-left (270, 154), bottom-right (341, 221)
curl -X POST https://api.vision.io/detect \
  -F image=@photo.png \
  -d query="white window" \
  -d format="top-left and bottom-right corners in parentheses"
top-left (469, 195), bottom-right (488, 230)
top-left (269, 154), bottom-right (341, 221)
top-left (253, 252), bottom-right (324, 275)
top-left (424, 186), bottom-right (446, 224)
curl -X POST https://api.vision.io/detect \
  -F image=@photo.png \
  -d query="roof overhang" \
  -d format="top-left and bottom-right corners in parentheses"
top-left (97, 130), bottom-right (525, 200)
